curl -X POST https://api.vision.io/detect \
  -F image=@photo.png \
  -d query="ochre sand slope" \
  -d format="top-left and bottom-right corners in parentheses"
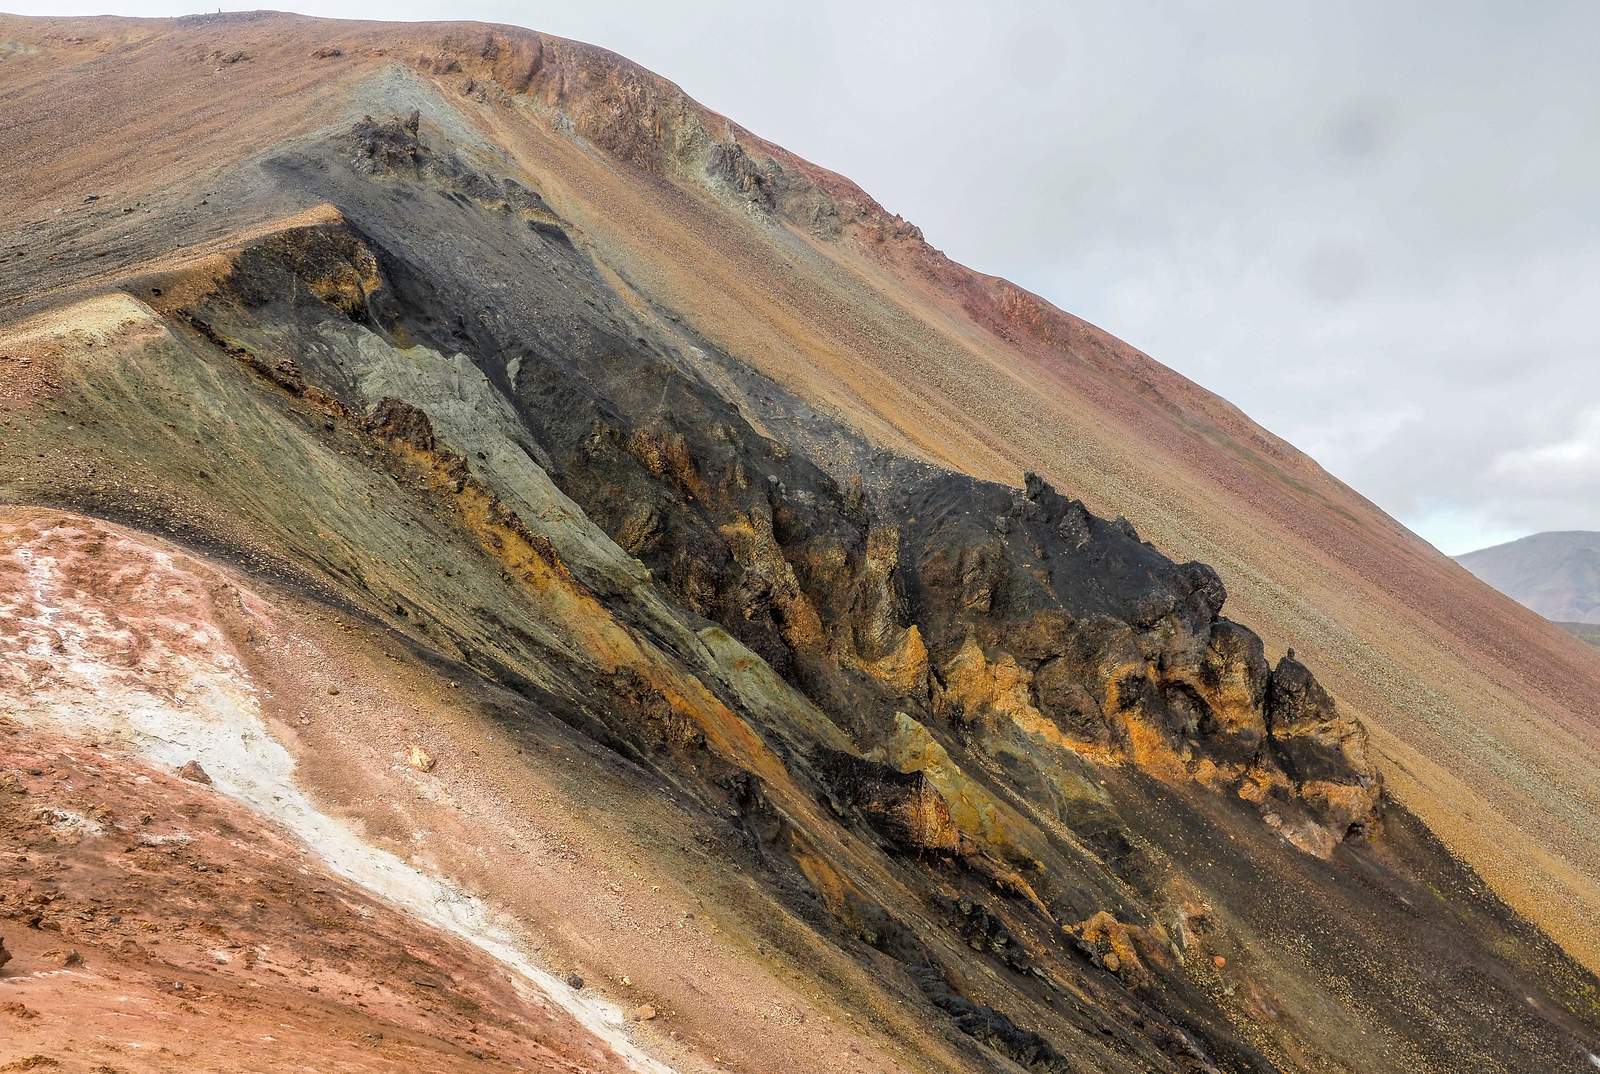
top-left (3, 5), bottom-right (1599, 987)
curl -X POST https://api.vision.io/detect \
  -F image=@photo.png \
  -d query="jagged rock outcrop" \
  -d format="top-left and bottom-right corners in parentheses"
top-left (5, 20), bottom-right (1599, 1074)
top-left (48, 158), bottom-right (1430, 1073)
top-left (367, 396), bottom-right (437, 452)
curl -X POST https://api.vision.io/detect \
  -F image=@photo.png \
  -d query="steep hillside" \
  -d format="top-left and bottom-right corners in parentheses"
top-left (3, 13), bottom-right (1600, 1074)
top-left (1457, 531), bottom-right (1600, 624)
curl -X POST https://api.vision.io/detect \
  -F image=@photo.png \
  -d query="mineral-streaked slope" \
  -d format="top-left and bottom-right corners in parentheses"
top-left (2, 13), bottom-right (1600, 1074)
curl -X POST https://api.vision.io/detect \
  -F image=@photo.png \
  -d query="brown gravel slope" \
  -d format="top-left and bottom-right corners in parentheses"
top-left (2, 8), bottom-right (1599, 986)
top-left (0, 730), bottom-right (638, 1074)
top-left (0, 506), bottom-right (961, 1074)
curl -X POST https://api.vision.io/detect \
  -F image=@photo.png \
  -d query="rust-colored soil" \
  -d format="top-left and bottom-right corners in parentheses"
top-left (0, 507), bottom-right (941, 1074)
top-left (0, 730), bottom-right (634, 1074)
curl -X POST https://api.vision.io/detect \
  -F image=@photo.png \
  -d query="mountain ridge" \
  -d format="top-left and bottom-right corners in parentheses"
top-left (3, 13), bottom-right (1600, 1073)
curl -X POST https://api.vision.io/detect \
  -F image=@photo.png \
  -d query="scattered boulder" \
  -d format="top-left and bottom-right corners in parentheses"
top-left (368, 397), bottom-right (436, 452)
top-left (819, 751), bottom-right (961, 853)
top-left (406, 746), bottom-right (436, 773)
top-left (1078, 912), bottom-right (1149, 987)
top-left (177, 761), bottom-right (212, 785)
top-left (634, 1004), bottom-right (656, 1020)
top-left (565, 972), bottom-right (584, 989)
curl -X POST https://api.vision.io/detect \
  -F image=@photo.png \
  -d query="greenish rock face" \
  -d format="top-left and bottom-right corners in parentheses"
top-left (3, 104), bottom-right (1598, 1074)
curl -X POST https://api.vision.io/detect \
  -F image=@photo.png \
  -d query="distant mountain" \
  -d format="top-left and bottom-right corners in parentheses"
top-left (1456, 531), bottom-right (1600, 623)
top-left (1558, 622), bottom-right (1600, 648)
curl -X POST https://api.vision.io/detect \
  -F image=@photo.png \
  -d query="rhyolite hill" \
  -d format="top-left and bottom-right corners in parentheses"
top-left (1458, 530), bottom-right (1600, 626)
top-left (3, 13), bottom-right (1600, 1074)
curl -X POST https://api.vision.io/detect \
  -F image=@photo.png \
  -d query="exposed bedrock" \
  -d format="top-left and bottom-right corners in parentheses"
top-left (2, 99), bottom-right (1584, 1073)
top-left (137, 196), bottom-right (1344, 1071)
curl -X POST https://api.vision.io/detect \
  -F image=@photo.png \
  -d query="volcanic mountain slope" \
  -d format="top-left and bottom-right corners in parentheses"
top-left (1457, 531), bottom-right (1600, 625)
top-left (1, 13), bottom-right (1600, 1074)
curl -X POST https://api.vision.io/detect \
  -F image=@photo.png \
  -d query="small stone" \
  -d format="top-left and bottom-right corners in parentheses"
top-left (1102, 952), bottom-right (1121, 973)
top-left (177, 761), bottom-right (212, 785)
top-left (83, 194), bottom-right (99, 202)
top-left (565, 973), bottom-right (584, 989)
top-left (1213, 955), bottom-right (1226, 968)
top-left (328, 686), bottom-right (341, 695)
top-left (0, 934), bottom-right (10, 971)
top-left (634, 1004), bottom-right (657, 1021)
top-left (406, 746), bottom-right (436, 773)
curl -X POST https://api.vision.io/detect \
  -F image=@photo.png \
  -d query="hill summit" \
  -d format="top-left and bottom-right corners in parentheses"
top-left (4, 12), bottom-right (1600, 1073)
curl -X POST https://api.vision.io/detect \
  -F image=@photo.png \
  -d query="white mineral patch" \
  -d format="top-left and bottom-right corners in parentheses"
top-left (0, 514), bottom-right (675, 1074)
top-left (33, 806), bottom-right (104, 839)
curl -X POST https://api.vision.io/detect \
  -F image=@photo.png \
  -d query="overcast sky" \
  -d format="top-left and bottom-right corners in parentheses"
top-left (13, 1), bottom-right (1600, 554)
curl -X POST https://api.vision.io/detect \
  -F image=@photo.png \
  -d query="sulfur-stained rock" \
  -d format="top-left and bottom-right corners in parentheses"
top-left (1078, 911), bottom-right (1155, 988)
top-left (1033, 656), bottom-right (1114, 748)
top-left (1195, 618), bottom-right (1270, 754)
